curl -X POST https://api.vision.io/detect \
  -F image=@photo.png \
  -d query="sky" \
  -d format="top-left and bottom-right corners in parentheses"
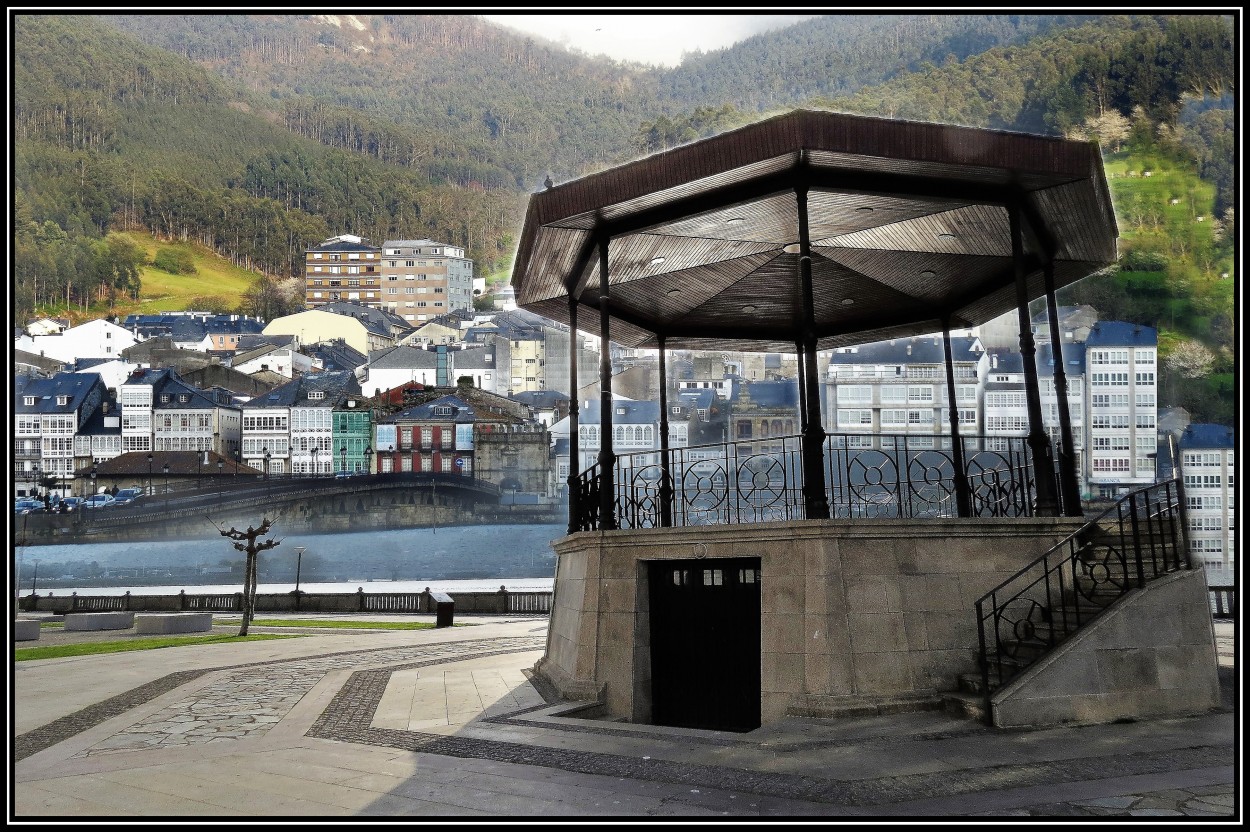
top-left (478, 14), bottom-right (821, 67)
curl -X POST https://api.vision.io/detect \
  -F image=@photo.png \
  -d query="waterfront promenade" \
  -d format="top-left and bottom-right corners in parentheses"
top-left (12, 614), bottom-right (1237, 819)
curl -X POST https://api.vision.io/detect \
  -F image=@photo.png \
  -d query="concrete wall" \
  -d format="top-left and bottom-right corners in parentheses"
top-left (535, 517), bottom-right (1084, 725)
top-left (992, 569), bottom-right (1220, 728)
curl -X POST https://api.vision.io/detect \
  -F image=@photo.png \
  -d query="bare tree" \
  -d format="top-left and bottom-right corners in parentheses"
top-left (216, 517), bottom-right (281, 636)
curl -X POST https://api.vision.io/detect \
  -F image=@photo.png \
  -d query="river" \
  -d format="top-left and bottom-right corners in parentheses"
top-left (13, 523), bottom-right (563, 597)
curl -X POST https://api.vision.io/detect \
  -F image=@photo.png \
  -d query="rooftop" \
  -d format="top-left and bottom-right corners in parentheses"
top-left (513, 108), bottom-right (1117, 353)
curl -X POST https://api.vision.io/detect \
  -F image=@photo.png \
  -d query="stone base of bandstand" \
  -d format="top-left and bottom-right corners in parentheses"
top-left (534, 517), bottom-right (1086, 727)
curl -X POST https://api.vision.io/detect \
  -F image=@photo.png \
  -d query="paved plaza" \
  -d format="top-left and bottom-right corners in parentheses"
top-left (11, 614), bottom-right (1239, 819)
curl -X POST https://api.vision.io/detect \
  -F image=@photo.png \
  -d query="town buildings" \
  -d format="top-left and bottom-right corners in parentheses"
top-left (374, 386), bottom-right (545, 489)
top-left (121, 367), bottom-right (242, 459)
top-left (15, 372), bottom-right (108, 498)
top-left (240, 371), bottom-right (364, 478)
top-left (825, 335), bottom-right (985, 444)
top-left (14, 318), bottom-right (138, 364)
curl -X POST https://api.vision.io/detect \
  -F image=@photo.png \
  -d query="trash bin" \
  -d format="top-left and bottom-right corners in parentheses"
top-left (431, 591), bottom-right (454, 628)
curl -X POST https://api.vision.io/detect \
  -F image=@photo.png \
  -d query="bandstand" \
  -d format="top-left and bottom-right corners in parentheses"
top-left (512, 110), bottom-right (1217, 731)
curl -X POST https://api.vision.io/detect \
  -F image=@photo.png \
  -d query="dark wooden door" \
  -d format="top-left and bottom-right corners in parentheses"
top-left (648, 557), bottom-right (761, 732)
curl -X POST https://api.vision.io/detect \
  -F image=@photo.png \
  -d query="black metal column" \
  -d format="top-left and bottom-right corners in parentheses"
top-left (567, 291), bottom-right (580, 535)
top-left (796, 185), bottom-right (830, 519)
top-left (1043, 262), bottom-right (1084, 516)
top-left (795, 339), bottom-right (808, 430)
top-left (941, 318), bottom-right (973, 517)
top-left (1009, 203), bottom-right (1059, 516)
top-left (598, 239), bottom-right (617, 530)
top-left (657, 333), bottom-right (673, 527)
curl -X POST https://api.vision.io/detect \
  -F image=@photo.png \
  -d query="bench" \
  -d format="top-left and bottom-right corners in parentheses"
top-left (15, 619), bottom-right (41, 641)
top-left (134, 612), bottom-right (214, 634)
top-left (63, 611), bottom-right (135, 631)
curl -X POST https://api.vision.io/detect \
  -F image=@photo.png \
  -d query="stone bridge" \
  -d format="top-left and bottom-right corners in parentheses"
top-left (15, 473), bottom-right (552, 544)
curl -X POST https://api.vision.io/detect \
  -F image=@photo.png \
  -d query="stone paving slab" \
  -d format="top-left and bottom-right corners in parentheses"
top-left (12, 616), bottom-right (1239, 819)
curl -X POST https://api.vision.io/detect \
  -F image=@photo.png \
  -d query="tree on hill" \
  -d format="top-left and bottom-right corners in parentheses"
top-left (153, 246), bottom-right (197, 274)
top-left (1165, 340), bottom-right (1215, 379)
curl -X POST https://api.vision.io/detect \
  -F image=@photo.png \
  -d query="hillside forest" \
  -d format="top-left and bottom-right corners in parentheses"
top-left (11, 13), bottom-right (1236, 425)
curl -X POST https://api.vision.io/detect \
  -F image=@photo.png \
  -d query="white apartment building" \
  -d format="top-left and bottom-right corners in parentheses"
top-left (826, 335), bottom-right (985, 446)
top-left (1178, 424), bottom-right (1236, 583)
top-left (1085, 322), bottom-right (1158, 498)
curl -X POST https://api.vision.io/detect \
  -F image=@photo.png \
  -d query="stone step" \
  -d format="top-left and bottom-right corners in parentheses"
top-left (942, 690), bottom-right (988, 723)
top-left (787, 693), bottom-right (945, 720)
top-left (958, 671), bottom-right (1000, 695)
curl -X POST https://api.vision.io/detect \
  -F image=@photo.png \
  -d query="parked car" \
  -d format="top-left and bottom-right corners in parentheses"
top-left (14, 499), bottom-right (44, 515)
top-left (112, 487), bottom-right (144, 507)
top-left (83, 494), bottom-right (116, 509)
top-left (56, 497), bottom-right (85, 513)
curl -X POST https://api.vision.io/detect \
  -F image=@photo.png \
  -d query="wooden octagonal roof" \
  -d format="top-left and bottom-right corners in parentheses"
top-left (511, 109), bottom-right (1118, 352)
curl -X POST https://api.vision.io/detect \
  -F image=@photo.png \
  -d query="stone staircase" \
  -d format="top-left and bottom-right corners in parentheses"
top-left (954, 481), bottom-right (1188, 726)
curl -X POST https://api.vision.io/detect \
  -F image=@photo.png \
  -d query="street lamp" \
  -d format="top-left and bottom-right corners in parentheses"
top-left (263, 447), bottom-right (271, 480)
top-left (293, 546), bottom-right (306, 609)
top-left (217, 459), bottom-right (224, 500)
top-left (30, 559), bottom-right (39, 598)
top-left (340, 445), bottom-right (347, 475)
top-left (233, 449), bottom-right (240, 478)
top-left (90, 466), bottom-right (97, 515)
top-left (147, 452), bottom-right (154, 497)
top-left (311, 446), bottom-right (319, 477)
top-left (163, 463), bottom-right (170, 511)
top-left (364, 445), bottom-right (373, 476)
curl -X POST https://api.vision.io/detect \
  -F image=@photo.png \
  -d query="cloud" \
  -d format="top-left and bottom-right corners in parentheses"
top-left (479, 14), bottom-right (820, 67)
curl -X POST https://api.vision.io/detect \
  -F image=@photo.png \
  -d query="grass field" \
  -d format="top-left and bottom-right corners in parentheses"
top-left (123, 231), bottom-right (260, 316)
top-left (38, 230), bottom-right (264, 324)
top-left (14, 633), bottom-right (298, 661)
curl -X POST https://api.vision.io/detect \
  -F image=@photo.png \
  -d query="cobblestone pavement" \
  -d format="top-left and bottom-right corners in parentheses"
top-left (74, 636), bottom-right (546, 758)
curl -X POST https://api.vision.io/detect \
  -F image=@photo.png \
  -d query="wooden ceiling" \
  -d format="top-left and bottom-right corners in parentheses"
top-left (512, 109), bottom-right (1118, 352)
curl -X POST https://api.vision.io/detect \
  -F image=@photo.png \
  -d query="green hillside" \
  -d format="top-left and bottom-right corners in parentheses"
top-left (13, 13), bottom-right (1235, 425)
top-left (18, 230), bottom-right (263, 326)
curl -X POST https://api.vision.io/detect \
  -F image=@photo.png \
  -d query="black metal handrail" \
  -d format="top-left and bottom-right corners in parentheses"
top-left (571, 433), bottom-right (1039, 531)
top-left (973, 479), bottom-right (1189, 715)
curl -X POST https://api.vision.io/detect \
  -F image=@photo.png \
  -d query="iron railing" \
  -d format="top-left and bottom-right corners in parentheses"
top-left (1210, 585), bottom-right (1235, 619)
top-left (571, 433), bottom-right (1039, 531)
top-left (20, 588), bottom-right (553, 615)
top-left (974, 479), bottom-right (1189, 715)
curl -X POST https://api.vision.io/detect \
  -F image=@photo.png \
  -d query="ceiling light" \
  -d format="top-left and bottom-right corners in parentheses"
top-left (783, 243), bottom-right (801, 254)
top-left (938, 233), bottom-right (957, 240)
top-left (650, 256), bottom-right (666, 266)
top-left (742, 305), bottom-right (757, 313)
top-left (856, 206), bottom-right (874, 213)
top-left (726, 217), bottom-right (745, 225)
top-left (666, 288), bottom-right (681, 296)
top-left (920, 270), bottom-right (937, 278)
top-left (840, 298), bottom-right (855, 306)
